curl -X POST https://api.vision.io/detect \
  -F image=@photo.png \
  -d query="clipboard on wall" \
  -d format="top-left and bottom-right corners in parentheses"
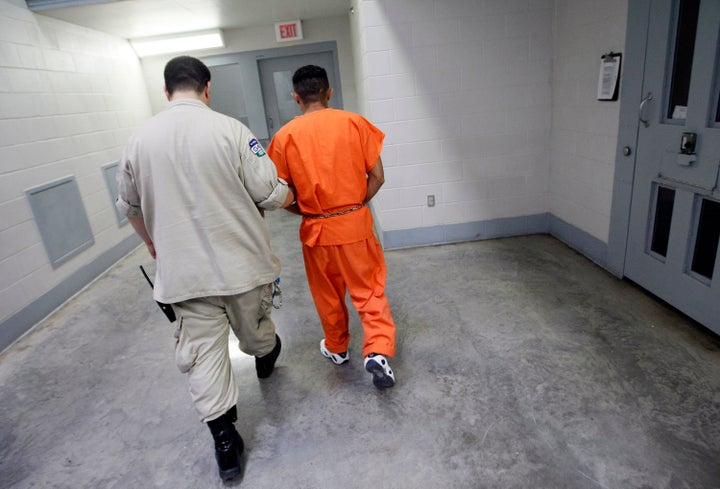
top-left (597, 52), bottom-right (622, 101)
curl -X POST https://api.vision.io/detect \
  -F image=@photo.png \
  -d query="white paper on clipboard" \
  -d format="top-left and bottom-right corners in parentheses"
top-left (597, 53), bottom-right (621, 101)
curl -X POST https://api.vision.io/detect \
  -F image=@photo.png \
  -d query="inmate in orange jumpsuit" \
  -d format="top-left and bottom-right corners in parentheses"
top-left (267, 108), bottom-right (396, 358)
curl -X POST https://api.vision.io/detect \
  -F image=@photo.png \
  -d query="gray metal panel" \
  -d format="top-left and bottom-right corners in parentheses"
top-left (101, 161), bottom-right (128, 227)
top-left (25, 175), bottom-right (95, 268)
top-left (208, 63), bottom-right (251, 127)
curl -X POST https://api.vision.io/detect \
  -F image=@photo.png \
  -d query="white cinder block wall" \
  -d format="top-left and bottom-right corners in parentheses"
top-left (550, 0), bottom-right (628, 243)
top-left (350, 0), bottom-right (554, 245)
top-left (0, 2), bottom-right (151, 329)
top-left (351, 0), bottom-right (629, 259)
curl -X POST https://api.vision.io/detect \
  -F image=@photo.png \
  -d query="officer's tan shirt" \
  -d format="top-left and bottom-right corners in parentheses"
top-left (116, 98), bottom-right (289, 303)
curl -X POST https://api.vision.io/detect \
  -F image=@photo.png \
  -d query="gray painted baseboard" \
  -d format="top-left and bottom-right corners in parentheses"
top-left (383, 213), bottom-right (551, 249)
top-left (1, 214), bottom-right (609, 355)
top-left (548, 215), bottom-right (608, 269)
top-left (383, 212), bottom-right (608, 270)
top-left (0, 233), bottom-right (142, 354)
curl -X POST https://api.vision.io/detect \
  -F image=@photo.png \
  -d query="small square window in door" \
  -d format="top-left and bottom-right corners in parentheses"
top-left (690, 198), bottom-right (720, 280)
top-left (667, 0), bottom-right (700, 121)
top-left (649, 185), bottom-right (676, 258)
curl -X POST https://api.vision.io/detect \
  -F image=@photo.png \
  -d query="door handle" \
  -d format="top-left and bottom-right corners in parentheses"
top-left (268, 117), bottom-right (274, 129)
top-left (639, 92), bottom-right (653, 127)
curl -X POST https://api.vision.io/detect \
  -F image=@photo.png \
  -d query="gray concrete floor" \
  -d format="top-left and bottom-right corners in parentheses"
top-left (1, 210), bottom-right (719, 489)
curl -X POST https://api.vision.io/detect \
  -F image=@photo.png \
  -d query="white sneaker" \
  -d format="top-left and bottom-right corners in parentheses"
top-left (320, 339), bottom-right (349, 365)
top-left (364, 354), bottom-right (395, 389)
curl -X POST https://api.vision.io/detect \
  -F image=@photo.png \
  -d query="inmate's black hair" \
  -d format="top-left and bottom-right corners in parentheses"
top-left (164, 56), bottom-right (211, 95)
top-left (292, 65), bottom-right (330, 104)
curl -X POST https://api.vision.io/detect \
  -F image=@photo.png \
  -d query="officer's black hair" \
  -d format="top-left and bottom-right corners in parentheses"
top-left (164, 56), bottom-right (211, 96)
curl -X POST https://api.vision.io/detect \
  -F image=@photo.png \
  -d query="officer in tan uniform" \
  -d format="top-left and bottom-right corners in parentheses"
top-left (116, 55), bottom-right (294, 482)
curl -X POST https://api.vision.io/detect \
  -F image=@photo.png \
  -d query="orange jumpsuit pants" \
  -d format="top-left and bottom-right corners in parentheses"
top-left (302, 235), bottom-right (395, 358)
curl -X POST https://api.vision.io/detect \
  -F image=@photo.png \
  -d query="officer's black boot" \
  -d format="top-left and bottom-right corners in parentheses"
top-left (255, 334), bottom-right (282, 378)
top-left (206, 406), bottom-right (244, 481)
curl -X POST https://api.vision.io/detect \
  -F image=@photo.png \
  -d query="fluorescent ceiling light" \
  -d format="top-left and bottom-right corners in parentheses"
top-left (26, 0), bottom-right (120, 10)
top-left (130, 30), bottom-right (224, 57)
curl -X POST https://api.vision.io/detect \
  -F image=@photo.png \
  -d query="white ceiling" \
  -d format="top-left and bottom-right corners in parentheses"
top-left (29, 0), bottom-right (352, 40)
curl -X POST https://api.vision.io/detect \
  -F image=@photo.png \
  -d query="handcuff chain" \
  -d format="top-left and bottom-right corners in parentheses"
top-left (302, 203), bottom-right (365, 219)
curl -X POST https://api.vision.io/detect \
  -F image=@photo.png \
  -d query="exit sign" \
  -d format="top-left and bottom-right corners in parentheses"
top-left (275, 20), bottom-right (303, 42)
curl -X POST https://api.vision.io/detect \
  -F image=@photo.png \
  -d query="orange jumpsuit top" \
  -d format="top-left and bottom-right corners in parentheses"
top-left (267, 108), bottom-right (385, 247)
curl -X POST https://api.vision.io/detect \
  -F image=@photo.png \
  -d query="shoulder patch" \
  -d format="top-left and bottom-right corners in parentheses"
top-left (249, 138), bottom-right (266, 157)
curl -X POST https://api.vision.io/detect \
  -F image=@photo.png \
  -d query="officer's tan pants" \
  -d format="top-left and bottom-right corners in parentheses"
top-left (172, 283), bottom-right (277, 423)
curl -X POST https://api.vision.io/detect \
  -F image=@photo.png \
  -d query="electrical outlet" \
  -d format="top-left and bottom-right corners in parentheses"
top-left (427, 195), bottom-right (435, 207)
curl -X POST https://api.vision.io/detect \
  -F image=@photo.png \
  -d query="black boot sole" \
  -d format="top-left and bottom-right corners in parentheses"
top-left (217, 431), bottom-right (244, 481)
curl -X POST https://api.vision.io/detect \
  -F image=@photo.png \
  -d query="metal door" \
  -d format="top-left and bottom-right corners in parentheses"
top-left (208, 62), bottom-right (250, 127)
top-left (257, 51), bottom-right (341, 142)
top-left (625, 0), bottom-right (720, 334)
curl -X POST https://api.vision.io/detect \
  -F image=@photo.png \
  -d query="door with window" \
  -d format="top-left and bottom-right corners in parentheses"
top-left (625, 0), bottom-right (720, 334)
top-left (257, 51), bottom-right (341, 144)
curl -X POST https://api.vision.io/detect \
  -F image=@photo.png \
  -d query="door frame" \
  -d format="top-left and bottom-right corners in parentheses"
top-left (607, 0), bottom-right (653, 277)
top-left (202, 41), bottom-right (343, 142)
